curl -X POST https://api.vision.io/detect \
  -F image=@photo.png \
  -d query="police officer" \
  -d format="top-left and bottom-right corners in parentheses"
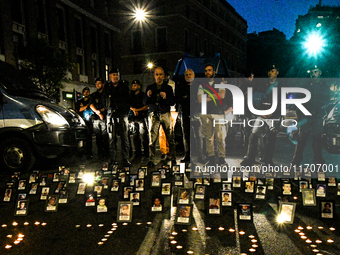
top-left (129, 79), bottom-right (149, 159)
top-left (291, 65), bottom-right (330, 166)
top-left (89, 78), bottom-right (109, 160)
top-left (77, 87), bottom-right (93, 159)
top-left (240, 64), bottom-right (281, 166)
top-left (106, 68), bottom-right (131, 166)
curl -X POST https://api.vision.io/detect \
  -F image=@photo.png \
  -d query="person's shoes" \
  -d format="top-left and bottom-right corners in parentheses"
top-left (207, 156), bottom-right (215, 166)
top-left (147, 161), bottom-right (155, 168)
top-left (218, 157), bottom-right (227, 166)
top-left (260, 158), bottom-right (274, 165)
top-left (240, 158), bottom-right (253, 167)
top-left (313, 158), bottom-right (325, 164)
top-left (122, 159), bottom-right (131, 166)
top-left (161, 154), bottom-right (166, 160)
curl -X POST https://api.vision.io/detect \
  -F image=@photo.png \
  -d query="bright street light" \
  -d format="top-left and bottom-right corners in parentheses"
top-left (147, 62), bottom-right (154, 69)
top-left (134, 8), bottom-right (146, 22)
top-left (303, 32), bottom-right (326, 57)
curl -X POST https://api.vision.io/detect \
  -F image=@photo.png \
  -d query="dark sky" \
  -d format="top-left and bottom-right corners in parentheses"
top-left (226, 0), bottom-right (340, 39)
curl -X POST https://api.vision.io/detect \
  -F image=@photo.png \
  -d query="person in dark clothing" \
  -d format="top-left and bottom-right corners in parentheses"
top-left (291, 65), bottom-right (330, 166)
top-left (145, 67), bottom-right (176, 167)
top-left (89, 78), bottom-right (109, 160)
top-left (76, 87), bottom-right (93, 159)
top-left (176, 69), bottom-right (194, 162)
top-left (106, 68), bottom-right (131, 166)
top-left (241, 64), bottom-right (281, 166)
top-left (129, 79), bottom-right (149, 159)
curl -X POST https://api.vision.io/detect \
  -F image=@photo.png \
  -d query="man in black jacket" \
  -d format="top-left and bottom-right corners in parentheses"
top-left (145, 67), bottom-right (176, 167)
top-left (106, 68), bottom-right (131, 166)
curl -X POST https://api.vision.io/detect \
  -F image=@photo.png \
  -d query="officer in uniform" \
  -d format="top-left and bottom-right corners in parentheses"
top-left (291, 65), bottom-right (330, 166)
top-left (89, 78), bottom-right (109, 160)
top-left (129, 79), bottom-right (149, 159)
top-left (241, 64), bottom-right (281, 166)
top-left (106, 68), bottom-right (131, 166)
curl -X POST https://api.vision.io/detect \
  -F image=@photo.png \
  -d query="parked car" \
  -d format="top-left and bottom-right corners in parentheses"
top-left (0, 61), bottom-right (87, 172)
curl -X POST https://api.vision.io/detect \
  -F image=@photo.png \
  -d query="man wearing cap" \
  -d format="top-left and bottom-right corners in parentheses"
top-left (77, 87), bottom-right (93, 159)
top-left (145, 67), bottom-right (176, 167)
top-left (241, 64), bottom-right (281, 166)
top-left (129, 79), bottom-right (149, 159)
top-left (89, 78), bottom-right (110, 160)
top-left (106, 68), bottom-right (131, 165)
top-left (291, 65), bottom-right (330, 166)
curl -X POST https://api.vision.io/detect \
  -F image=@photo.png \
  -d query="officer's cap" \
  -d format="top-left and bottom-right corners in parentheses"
top-left (267, 64), bottom-right (279, 71)
top-left (82, 87), bottom-right (90, 92)
top-left (132, 80), bottom-right (141, 86)
top-left (109, 67), bottom-right (119, 74)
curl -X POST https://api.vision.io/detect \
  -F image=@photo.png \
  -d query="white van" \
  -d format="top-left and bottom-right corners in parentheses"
top-left (0, 61), bottom-right (87, 172)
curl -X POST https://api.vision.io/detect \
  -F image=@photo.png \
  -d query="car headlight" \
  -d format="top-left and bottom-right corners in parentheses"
top-left (68, 108), bottom-right (86, 127)
top-left (36, 105), bottom-right (70, 129)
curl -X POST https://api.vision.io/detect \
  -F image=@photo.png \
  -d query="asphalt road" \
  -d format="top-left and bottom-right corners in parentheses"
top-left (1, 133), bottom-right (340, 254)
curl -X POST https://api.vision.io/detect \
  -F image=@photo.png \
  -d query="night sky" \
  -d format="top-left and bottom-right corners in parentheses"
top-left (226, 0), bottom-right (340, 39)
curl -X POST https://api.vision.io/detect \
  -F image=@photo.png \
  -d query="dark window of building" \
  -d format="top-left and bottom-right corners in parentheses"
top-left (203, 0), bottom-right (210, 9)
top-left (75, 17), bottom-right (83, 48)
top-left (104, 32), bottom-right (111, 58)
top-left (90, 25), bottom-right (98, 53)
top-left (76, 54), bottom-right (84, 75)
top-left (194, 34), bottom-right (199, 56)
top-left (90, 0), bottom-right (95, 8)
top-left (104, 1), bottom-right (109, 16)
top-left (185, 29), bottom-right (190, 53)
top-left (11, 0), bottom-right (24, 24)
top-left (57, 7), bottom-right (66, 41)
top-left (203, 38), bottom-right (207, 56)
top-left (156, 27), bottom-right (167, 52)
top-left (91, 60), bottom-right (98, 78)
top-left (36, 0), bottom-right (47, 34)
top-left (185, 5), bottom-right (190, 19)
top-left (132, 30), bottom-right (142, 54)
top-left (13, 33), bottom-right (25, 60)
top-left (133, 60), bottom-right (143, 74)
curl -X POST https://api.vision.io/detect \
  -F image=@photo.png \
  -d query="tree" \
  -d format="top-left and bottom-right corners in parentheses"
top-left (19, 38), bottom-right (73, 102)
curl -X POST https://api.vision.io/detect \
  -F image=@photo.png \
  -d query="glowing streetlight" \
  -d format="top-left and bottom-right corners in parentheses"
top-left (303, 32), bottom-right (326, 57)
top-left (147, 62), bottom-right (154, 69)
top-left (134, 8), bottom-right (146, 22)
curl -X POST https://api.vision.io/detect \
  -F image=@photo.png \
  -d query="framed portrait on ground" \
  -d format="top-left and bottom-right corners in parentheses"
top-left (237, 203), bottom-right (253, 221)
top-left (69, 173), bottom-right (76, 183)
top-left (123, 187), bottom-right (133, 199)
top-left (316, 184), bottom-right (326, 197)
top-left (221, 191), bottom-right (232, 206)
top-left (135, 179), bottom-right (145, 192)
top-left (222, 183), bottom-right (232, 191)
top-left (151, 172), bottom-right (161, 187)
top-left (244, 181), bottom-right (255, 193)
top-left (29, 183), bottom-right (38, 195)
top-left (85, 193), bottom-right (96, 207)
top-left (232, 175), bottom-right (242, 188)
top-left (45, 195), bottom-right (59, 212)
top-left (102, 162), bottom-right (109, 171)
top-left (101, 177), bottom-right (109, 189)
top-left (29, 173), bottom-right (38, 183)
top-left (130, 192), bottom-right (140, 206)
top-left (53, 172), bottom-right (60, 182)
top-left (327, 177), bottom-right (336, 187)
top-left (15, 199), bottom-right (29, 216)
top-left (138, 168), bottom-right (146, 179)
top-left (112, 164), bottom-right (119, 175)
top-left (172, 165), bottom-right (180, 175)
top-left (18, 180), bottom-right (26, 190)
top-left (175, 205), bottom-right (192, 225)
top-left (299, 181), bottom-right (308, 192)
top-left (208, 198), bottom-right (221, 215)
top-left (194, 185), bottom-right (205, 200)
top-left (281, 182), bottom-right (292, 196)
top-left (119, 172), bottom-right (127, 184)
top-left (55, 181), bottom-right (66, 194)
top-left (161, 183), bottom-right (171, 196)
top-left (320, 201), bottom-right (334, 219)
top-left (255, 185), bottom-right (266, 200)
top-left (337, 183), bottom-right (340, 196)
top-left (97, 198), bottom-right (108, 213)
top-left (318, 172), bottom-right (326, 181)
top-left (159, 168), bottom-right (167, 179)
top-left (174, 174), bottom-right (184, 187)
top-left (3, 189), bottom-right (12, 202)
top-left (203, 177), bottom-right (210, 186)
top-left (117, 201), bottom-right (133, 222)
top-left (177, 188), bottom-right (191, 205)
top-left (212, 173), bottom-right (222, 183)
top-left (129, 175), bottom-right (138, 186)
top-left (302, 189), bottom-right (316, 206)
top-left (151, 196), bottom-right (163, 212)
top-left (266, 178), bottom-right (274, 190)
top-left (76, 183), bottom-right (86, 195)
top-left (40, 187), bottom-right (50, 200)
top-left (111, 180), bottom-right (120, 192)
top-left (278, 202), bottom-right (296, 224)
top-left (17, 193), bottom-right (27, 200)
top-left (58, 190), bottom-right (68, 204)
top-left (94, 185), bottom-right (103, 197)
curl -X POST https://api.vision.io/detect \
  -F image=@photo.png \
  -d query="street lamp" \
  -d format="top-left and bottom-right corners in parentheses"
top-left (302, 32), bottom-right (326, 58)
top-left (147, 62), bottom-right (154, 69)
top-left (134, 8), bottom-right (146, 22)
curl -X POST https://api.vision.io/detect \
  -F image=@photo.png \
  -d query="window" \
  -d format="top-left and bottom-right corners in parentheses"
top-left (36, 0), bottom-right (47, 34)
top-left (185, 29), bottom-right (190, 53)
top-left (132, 30), bottom-right (142, 54)
top-left (104, 1), bottom-right (109, 16)
top-left (57, 7), bottom-right (66, 42)
top-left (203, 38), bottom-right (207, 56)
top-left (76, 54), bottom-right (84, 75)
top-left (90, 0), bottom-right (95, 8)
top-left (91, 60), bottom-right (98, 79)
top-left (75, 16), bottom-right (83, 48)
top-left (156, 27), bottom-right (167, 52)
top-left (105, 64), bottom-right (110, 81)
top-left (194, 34), bottom-right (199, 56)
